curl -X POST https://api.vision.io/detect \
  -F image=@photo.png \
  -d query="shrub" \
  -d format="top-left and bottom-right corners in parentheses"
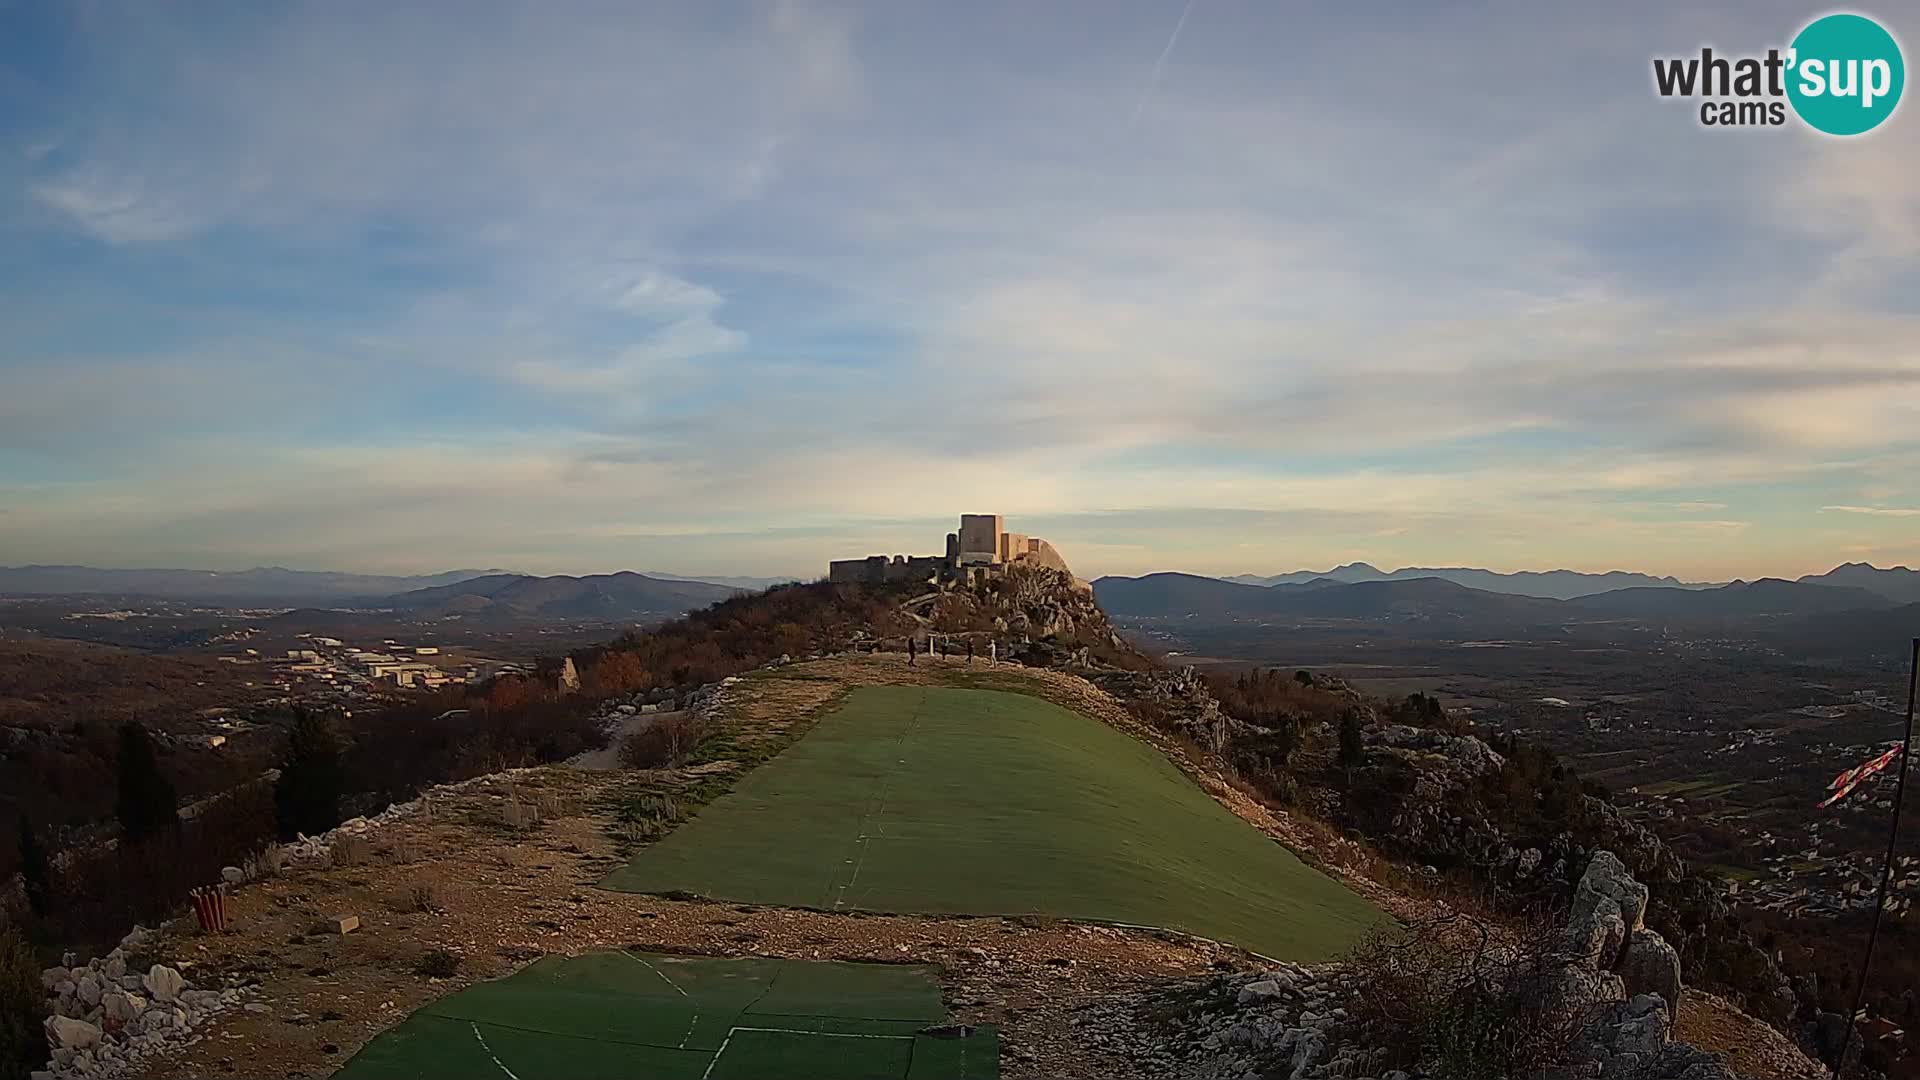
top-left (1346, 914), bottom-right (1581, 1080)
top-left (1338, 709), bottom-right (1366, 768)
top-left (403, 885), bottom-right (438, 914)
top-left (413, 948), bottom-right (461, 978)
top-left (0, 928), bottom-right (46, 1080)
top-left (619, 714), bottom-right (710, 769)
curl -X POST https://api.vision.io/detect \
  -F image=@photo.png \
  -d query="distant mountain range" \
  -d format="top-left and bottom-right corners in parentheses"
top-left (1221, 562), bottom-right (1704, 599)
top-left (0, 564), bottom-right (784, 608)
top-left (0, 565), bottom-right (510, 603)
top-left (1095, 566), bottom-right (1914, 626)
top-left (381, 572), bottom-right (738, 618)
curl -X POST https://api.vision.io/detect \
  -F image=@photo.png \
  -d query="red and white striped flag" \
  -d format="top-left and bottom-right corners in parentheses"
top-left (1820, 744), bottom-right (1905, 808)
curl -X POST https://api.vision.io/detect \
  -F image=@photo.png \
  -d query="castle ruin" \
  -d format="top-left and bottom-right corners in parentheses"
top-left (828, 514), bottom-right (1071, 586)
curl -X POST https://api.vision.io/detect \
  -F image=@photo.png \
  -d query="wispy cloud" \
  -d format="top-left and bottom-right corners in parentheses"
top-left (1823, 506), bottom-right (1920, 518)
top-left (2, 0), bottom-right (1917, 579)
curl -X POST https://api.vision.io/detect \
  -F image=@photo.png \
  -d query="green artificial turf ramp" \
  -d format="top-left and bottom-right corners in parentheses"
top-left (603, 686), bottom-right (1388, 961)
top-left (332, 951), bottom-right (997, 1080)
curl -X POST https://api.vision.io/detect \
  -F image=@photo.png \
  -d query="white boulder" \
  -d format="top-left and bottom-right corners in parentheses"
top-left (142, 964), bottom-right (185, 1003)
top-left (45, 1015), bottom-right (102, 1050)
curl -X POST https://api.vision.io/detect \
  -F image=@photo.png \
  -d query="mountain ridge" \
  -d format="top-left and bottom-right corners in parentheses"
top-left (1222, 562), bottom-right (1706, 599)
top-left (1095, 570), bottom-right (1900, 624)
top-left (381, 570), bottom-right (739, 618)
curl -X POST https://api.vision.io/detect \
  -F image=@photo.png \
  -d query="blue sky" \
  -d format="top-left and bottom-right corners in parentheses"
top-left (2, 1), bottom-right (1918, 581)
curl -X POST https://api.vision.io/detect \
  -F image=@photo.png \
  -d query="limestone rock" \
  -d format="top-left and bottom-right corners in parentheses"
top-left (1617, 928), bottom-right (1683, 1012)
top-left (1236, 979), bottom-right (1287, 1006)
top-left (102, 990), bottom-right (146, 1025)
top-left (142, 964), bottom-right (185, 1003)
top-left (1565, 851), bottom-right (1646, 965)
top-left (45, 1015), bottom-right (102, 1050)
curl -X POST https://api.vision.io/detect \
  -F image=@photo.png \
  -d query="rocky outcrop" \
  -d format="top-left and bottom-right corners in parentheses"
top-left (1536, 854), bottom-right (1733, 1079)
top-left (1373, 724), bottom-right (1507, 778)
top-left (1079, 964), bottom-right (1403, 1080)
top-left (1618, 929), bottom-right (1683, 1010)
top-left (1088, 853), bottom-right (1763, 1080)
top-left (1090, 667), bottom-right (1240, 752)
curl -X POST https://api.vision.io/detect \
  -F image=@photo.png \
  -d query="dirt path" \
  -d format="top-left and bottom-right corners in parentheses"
top-left (563, 708), bottom-right (676, 771)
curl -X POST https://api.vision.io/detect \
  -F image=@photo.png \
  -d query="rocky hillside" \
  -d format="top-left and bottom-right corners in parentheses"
top-left (1082, 666), bottom-right (1808, 1015)
top-left (1080, 852), bottom-right (1823, 1080)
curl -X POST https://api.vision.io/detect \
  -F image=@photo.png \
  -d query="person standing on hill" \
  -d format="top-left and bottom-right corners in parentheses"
top-left (967, 639), bottom-right (975, 666)
top-left (907, 636), bottom-right (917, 666)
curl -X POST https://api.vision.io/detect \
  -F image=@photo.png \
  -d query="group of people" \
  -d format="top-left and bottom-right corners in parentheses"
top-left (906, 634), bottom-right (995, 667)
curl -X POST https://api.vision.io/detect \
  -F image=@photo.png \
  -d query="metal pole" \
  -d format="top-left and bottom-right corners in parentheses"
top-left (1835, 637), bottom-right (1919, 1077)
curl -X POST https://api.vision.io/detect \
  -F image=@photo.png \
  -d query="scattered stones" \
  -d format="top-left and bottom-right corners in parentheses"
top-left (38, 943), bottom-right (258, 1080)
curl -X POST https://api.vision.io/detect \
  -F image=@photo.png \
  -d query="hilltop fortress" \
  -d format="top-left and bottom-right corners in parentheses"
top-left (828, 513), bottom-right (1072, 585)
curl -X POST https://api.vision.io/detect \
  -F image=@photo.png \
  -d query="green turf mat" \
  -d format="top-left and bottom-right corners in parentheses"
top-left (332, 952), bottom-right (996, 1080)
top-left (603, 686), bottom-right (1389, 961)
top-left (705, 1028), bottom-right (912, 1080)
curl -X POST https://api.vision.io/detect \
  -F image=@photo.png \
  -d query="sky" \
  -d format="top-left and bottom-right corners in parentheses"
top-left (2, 1), bottom-right (1918, 582)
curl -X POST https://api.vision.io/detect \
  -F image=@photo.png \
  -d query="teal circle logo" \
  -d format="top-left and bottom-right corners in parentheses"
top-left (1787, 13), bottom-right (1905, 135)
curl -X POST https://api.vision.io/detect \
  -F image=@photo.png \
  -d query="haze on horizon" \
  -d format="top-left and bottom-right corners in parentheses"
top-left (2, 1), bottom-right (1917, 584)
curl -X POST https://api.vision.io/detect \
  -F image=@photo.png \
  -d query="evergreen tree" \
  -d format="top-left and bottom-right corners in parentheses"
top-left (15, 818), bottom-right (50, 919)
top-left (1338, 708), bottom-right (1365, 769)
top-left (275, 709), bottom-right (345, 839)
top-left (114, 722), bottom-right (179, 843)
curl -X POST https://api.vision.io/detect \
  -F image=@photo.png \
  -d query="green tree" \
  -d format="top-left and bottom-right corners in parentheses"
top-left (1338, 708), bottom-right (1366, 769)
top-left (15, 818), bottom-right (50, 919)
top-left (1294, 669), bottom-right (1313, 686)
top-left (275, 708), bottom-right (346, 839)
top-left (114, 722), bottom-right (178, 843)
